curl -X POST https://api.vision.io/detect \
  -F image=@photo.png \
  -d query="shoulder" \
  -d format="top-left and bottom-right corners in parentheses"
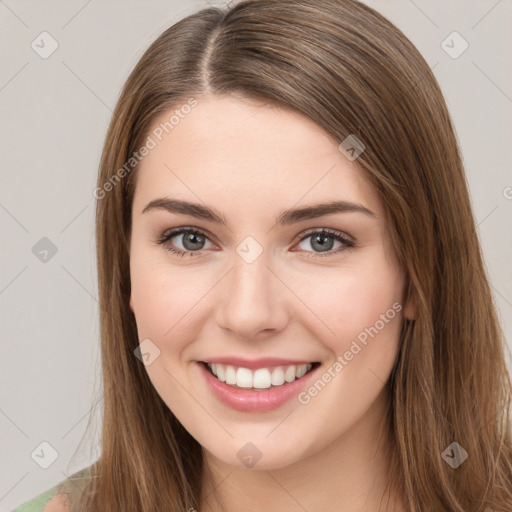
top-left (42, 493), bottom-right (70, 512)
top-left (12, 486), bottom-right (69, 512)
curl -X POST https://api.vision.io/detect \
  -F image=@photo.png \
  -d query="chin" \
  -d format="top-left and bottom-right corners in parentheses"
top-left (203, 434), bottom-right (316, 472)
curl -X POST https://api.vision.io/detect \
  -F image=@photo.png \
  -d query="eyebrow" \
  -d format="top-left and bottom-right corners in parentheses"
top-left (141, 198), bottom-right (376, 225)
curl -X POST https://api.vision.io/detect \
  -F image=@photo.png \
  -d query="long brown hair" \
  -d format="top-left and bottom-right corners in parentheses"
top-left (58, 1), bottom-right (512, 510)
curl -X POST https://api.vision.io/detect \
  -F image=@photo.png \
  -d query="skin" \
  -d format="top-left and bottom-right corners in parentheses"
top-left (129, 95), bottom-right (415, 512)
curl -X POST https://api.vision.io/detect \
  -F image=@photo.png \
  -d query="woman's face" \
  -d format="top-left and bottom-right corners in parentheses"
top-left (129, 95), bottom-right (412, 470)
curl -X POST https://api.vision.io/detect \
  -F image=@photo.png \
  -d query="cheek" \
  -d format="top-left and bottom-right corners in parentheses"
top-left (301, 255), bottom-right (404, 356)
top-left (129, 253), bottom-right (206, 410)
top-left (293, 262), bottom-right (404, 427)
top-left (130, 229), bottom-right (405, 355)
top-left (131, 269), bottom-right (194, 338)
top-left (129, 248), bottom-right (218, 354)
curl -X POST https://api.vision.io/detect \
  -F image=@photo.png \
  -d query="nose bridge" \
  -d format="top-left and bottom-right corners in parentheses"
top-left (215, 245), bottom-right (287, 337)
top-left (232, 250), bottom-right (271, 301)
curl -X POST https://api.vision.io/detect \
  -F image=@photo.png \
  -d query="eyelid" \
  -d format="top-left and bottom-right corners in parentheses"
top-left (294, 227), bottom-right (354, 244)
top-left (157, 226), bottom-right (353, 244)
top-left (156, 225), bottom-right (354, 257)
top-left (155, 226), bottom-right (218, 250)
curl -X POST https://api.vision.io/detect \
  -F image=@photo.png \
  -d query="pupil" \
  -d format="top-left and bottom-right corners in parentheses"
top-left (312, 234), bottom-right (333, 252)
top-left (184, 233), bottom-right (204, 250)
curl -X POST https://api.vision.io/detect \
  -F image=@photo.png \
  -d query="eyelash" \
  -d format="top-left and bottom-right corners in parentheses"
top-left (155, 227), bottom-right (355, 259)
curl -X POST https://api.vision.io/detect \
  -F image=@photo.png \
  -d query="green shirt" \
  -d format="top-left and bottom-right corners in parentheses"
top-left (12, 486), bottom-right (59, 512)
top-left (11, 464), bottom-right (95, 512)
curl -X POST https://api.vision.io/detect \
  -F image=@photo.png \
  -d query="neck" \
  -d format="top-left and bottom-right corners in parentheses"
top-left (199, 386), bottom-right (405, 512)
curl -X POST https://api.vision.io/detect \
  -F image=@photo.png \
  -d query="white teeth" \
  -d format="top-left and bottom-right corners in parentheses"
top-left (271, 367), bottom-right (285, 386)
top-left (207, 363), bottom-right (313, 389)
top-left (296, 364), bottom-right (308, 378)
top-left (215, 364), bottom-right (226, 382)
top-left (236, 367), bottom-right (253, 388)
top-left (253, 368), bottom-right (272, 389)
top-left (284, 366), bottom-right (296, 382)
top-left (225, 365), bottom-right (237, 385)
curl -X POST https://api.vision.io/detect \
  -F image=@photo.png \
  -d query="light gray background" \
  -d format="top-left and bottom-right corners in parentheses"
top-left (1, 1), bottom-right (511, 510)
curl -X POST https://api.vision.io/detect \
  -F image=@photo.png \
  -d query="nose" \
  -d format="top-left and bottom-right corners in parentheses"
top-left (214, 251), bottom-right (289, 340)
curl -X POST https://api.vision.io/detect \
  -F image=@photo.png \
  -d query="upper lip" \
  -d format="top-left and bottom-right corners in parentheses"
top-left (200, 357), bottom-right (317, 369)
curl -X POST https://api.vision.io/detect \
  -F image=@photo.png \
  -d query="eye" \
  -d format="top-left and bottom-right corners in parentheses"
top-left (155, 227), bottom-right (354, 258)
top-left (155, 227), bottom-right (214, 257)
top-left (293, 228), bottom-right (354, 258)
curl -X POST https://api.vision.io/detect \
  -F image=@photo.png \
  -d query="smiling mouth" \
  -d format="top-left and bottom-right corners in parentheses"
top-left (201, 361), bottom-right (321, 390)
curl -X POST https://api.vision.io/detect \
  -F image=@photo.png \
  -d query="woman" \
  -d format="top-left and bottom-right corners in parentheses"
top-left (14, 0), bottom-right (512, 510)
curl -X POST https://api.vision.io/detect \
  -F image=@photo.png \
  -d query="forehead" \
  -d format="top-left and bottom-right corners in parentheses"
top-left (133, 95), bottom-right (383, 219)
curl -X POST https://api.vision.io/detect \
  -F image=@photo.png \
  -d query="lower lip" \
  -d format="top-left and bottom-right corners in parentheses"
top-left (197, 362), bottom-right (320, 413)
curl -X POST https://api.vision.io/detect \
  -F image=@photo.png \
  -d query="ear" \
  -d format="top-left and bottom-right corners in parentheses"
top-left (403, 289), bottom-right (417, 320)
